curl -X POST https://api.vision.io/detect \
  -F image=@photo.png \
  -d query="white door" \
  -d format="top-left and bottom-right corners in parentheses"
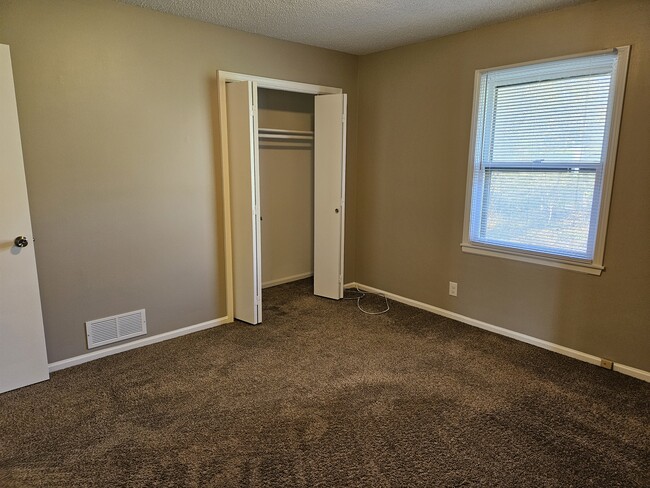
top-left (314, 94), bottom-right (347, 299)
top-left (226, 81), bottom-right (262, 324)
top-left (0, 44), bottom-right (50, 394)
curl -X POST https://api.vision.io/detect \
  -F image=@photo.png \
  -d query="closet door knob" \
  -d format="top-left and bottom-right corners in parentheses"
top-left (334, 208), bottom-right (339, 213)
top-left (14, 236), bottom-right (29, 248)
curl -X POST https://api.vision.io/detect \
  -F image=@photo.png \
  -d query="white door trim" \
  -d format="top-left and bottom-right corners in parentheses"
top-left (217, 71), bottom-right (344, 322)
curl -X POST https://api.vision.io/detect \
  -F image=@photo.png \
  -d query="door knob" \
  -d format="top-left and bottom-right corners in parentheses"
top-left (335, 208), bottom-right (339, 213)
top-left (14, 236), bottom-right (29, 248)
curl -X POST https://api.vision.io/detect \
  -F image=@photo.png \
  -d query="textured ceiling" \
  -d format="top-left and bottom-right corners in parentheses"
top-left (117, 0), bottom-right (588, 55)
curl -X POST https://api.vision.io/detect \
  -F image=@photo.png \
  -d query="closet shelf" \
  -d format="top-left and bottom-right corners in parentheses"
top-left (258, 127), bottom-right (314, 140)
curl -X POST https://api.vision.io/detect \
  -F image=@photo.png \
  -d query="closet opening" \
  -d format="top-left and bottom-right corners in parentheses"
top-left (218, 71), bottom-right (347, 325)
top-left (258, 89), bottom-right (316, 292)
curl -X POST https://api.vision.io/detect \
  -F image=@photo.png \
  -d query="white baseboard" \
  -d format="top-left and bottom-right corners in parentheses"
top-left (262, 272), bottom-right (313, 289)
top-left (346, 282), bottom-right (650, 383)
top-left (612, 363), bottom-right (650, 382)
top-left (48, 316), bottom-right (231, 373)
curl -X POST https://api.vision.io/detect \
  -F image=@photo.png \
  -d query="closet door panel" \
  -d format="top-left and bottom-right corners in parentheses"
top-left (314, 94), bottom-right (347, 299)
top-left (226, 81), bottom-right (261, 324)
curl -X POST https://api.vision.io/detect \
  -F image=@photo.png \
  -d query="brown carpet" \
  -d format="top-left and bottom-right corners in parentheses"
top-left (1, 279), bottom-right (648, 487)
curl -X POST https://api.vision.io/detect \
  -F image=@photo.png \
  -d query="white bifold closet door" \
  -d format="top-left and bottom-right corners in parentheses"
top-left (226, 80), bottom-right (262, 324)
top-left (314, 93), bottom-right (347, 300)
top-left (227, 86), bottom-right (347, 323)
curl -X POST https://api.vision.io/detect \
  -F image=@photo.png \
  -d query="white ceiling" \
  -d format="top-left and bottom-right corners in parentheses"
top-left (118, 0), bottom-right (588, 55)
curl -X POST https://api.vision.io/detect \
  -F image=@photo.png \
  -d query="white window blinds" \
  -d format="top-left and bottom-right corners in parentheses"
top-left (467, 51), bottom-right (622, 262)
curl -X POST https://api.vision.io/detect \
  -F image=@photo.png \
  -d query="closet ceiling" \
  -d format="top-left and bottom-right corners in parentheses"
top-left (118, 0), bottom-right (588, 55)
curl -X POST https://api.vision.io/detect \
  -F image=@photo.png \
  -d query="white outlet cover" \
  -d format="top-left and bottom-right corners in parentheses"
top-left (449, 281), bottom-right (458, 296)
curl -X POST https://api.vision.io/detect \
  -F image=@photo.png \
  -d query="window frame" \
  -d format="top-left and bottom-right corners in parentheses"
top-left (461, 47), bottom-right (630, 276)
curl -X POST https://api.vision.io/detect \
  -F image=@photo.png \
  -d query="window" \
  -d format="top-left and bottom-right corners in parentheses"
top-left (462, 47), bottom-right (629, 275)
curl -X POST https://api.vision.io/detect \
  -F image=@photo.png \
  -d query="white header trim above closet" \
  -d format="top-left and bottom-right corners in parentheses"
top-left (218, 71), bottom-right (341, 95)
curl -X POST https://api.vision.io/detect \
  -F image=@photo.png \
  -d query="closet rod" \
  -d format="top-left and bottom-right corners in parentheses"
top-left (258, 127), bottom-right (314, 136)
top-left (258, 133), bottom-right (313, 140)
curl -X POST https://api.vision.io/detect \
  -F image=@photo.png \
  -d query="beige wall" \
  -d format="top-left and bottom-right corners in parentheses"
top-left (2, 0), bottom-right (648, 371)
top-left (0, 0), bottom-right (358, 362)
top-left (258, 89), bottom-right (315, 287)
top-left (356, 0), bottom-right (650, 371)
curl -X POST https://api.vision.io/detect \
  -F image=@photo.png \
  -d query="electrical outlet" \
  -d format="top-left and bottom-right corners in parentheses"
top-left (600, 358), bottom-right (614, 370)
top-left (449, 281), bottom-right (458, 297)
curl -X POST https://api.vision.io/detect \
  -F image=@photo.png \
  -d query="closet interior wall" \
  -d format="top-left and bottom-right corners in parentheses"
top-left (257, 89), bottom-right (316, 288)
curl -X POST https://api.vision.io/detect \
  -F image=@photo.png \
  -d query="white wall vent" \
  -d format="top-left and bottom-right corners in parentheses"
top-left (85, 309), bottom-right (146, 349)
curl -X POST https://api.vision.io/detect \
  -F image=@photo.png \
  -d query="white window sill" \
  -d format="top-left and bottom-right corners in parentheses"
top-left (460, 242), bottom-right (604, 276)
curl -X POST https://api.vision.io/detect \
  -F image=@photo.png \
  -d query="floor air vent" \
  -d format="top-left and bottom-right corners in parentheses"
top-left (86, 309), bottom-right (146, 349)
